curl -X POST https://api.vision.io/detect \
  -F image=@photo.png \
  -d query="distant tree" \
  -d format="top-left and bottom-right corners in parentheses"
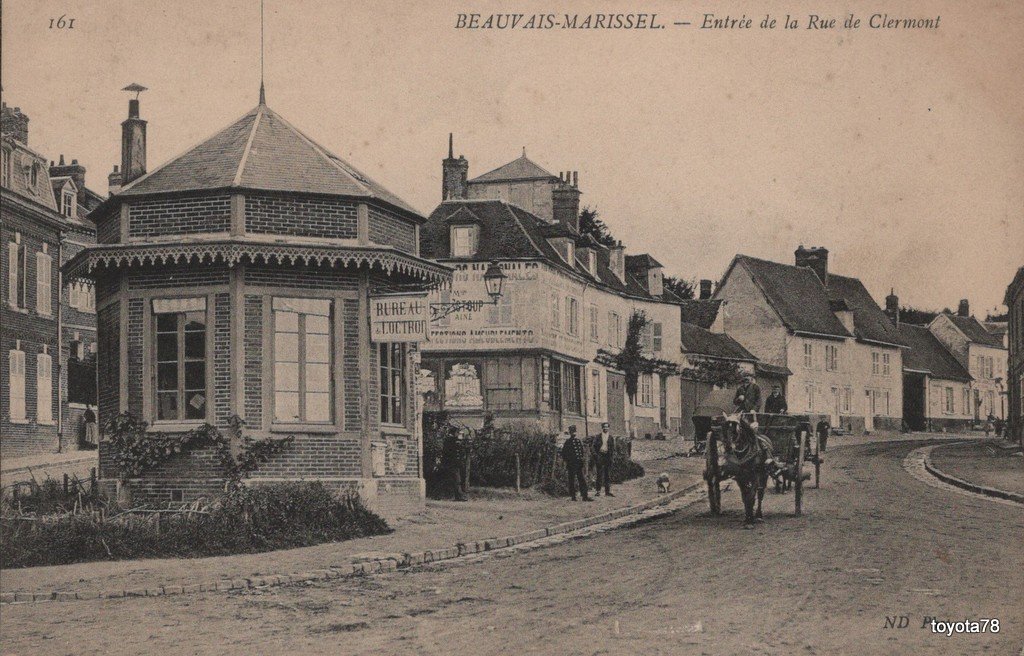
top-left (899, 306), bottom-right (945, 325)
top-left (578, 207), bottom-right (617, 247)
top-left (663, 275), bottom-right (695, 300)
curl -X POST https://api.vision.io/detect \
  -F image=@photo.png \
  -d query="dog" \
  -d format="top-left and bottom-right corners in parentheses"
top-left (656, 473), bottom-right (671, 494)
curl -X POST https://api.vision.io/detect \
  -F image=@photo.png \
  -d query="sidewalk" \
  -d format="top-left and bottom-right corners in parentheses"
top-left (0, 440), bottom-right (703, 597)
top-left (0, 450), bottom-right (98, 490)
top-left (928, 439), bottom-right (1024, 498)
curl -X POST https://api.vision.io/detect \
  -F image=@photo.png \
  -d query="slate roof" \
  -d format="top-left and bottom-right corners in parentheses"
top-left (897, 324), bottom-right (972, 382)
top-left (468, 154), bottom-right (557, 183)
top-left (826, 274), bottom-right (906, 346)
top-left (626, 254), bottom-right (663, 270)
top-left (115, 103), bottom-right (421, 218)
top-left (945, 314), bottom-right (1005, 349)
top-left (678, 299), bottom-right (723, 329)
top-left (679, 322), bottom-right (756, 362)
top-left (732, 255), bottom-right (851, 339)
top-left (728, 255), bottom-right (906, 346)
top-left (421, 199), bottom-right (666, 301)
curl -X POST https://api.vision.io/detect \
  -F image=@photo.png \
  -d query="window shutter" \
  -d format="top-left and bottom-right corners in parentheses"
top-left (8, 242), bottom-right (18, 306)
top-left (9, 350), bottom-right (26, 420)
top-left (653, 322), bottom-right (663, 351)
top-left (37, 352), bottom-right (53, 423)
top-left (36, 252), bottom-right (52, 315)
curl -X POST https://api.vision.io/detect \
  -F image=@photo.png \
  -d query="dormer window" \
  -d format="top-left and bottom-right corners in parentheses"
top-left (451, 225), bottom-right (479, 258)
top-left (587, 251), bottom-right (597, 276)
top-left (62, 191), bottom-right (76, 218)
top-left (547, 237), bottom-right (574, 264)
top-left (29, 163), bottom-right (39, 187)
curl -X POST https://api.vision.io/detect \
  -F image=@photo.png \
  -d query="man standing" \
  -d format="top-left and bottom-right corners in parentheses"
top-left (764, 385), bottom-right (787, 415)
top-left (592, 422), bottom-right (615, 497)
top-left (734, 373), bottom-right (762, 415)
top-left (561, 426), bottom-right (592, 501)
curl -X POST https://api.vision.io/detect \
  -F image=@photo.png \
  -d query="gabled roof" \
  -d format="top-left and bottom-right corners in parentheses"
top-left (898, 324), bottom-right (972, 382)
top-left (422, 199), bottom-right (667, 302)
top-left (468, 154), bottom-right (557, 183)
top-left (115, 103), bottom-right (421, 218)
top-left (626, 253), bottom-right (663, 270)
top-left (826, 274), bottom-right (906, 347)
top-left (730, 255), bottom-right (852, 339)
top-left (678, 299), bottom-right (722, 329)
top-left (941, 314), bottom-right (1006, 349)
top-left (680, 322), bottom-right (756, 362)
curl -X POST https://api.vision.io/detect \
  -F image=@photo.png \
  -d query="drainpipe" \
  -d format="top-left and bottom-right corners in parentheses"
top-left (57, 237), bottom-right (64, 450)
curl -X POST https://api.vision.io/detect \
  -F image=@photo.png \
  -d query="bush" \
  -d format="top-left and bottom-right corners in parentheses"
top-left (0, 482), bottom-right (390, 569)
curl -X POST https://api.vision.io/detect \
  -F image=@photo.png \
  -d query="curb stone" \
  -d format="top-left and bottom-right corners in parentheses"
top-left (903, 444), bottom-right (1024, 509)
top-left (923, 451), bottom-right (1024, 505)
top-left (0, 482), bottom-right (703, 605)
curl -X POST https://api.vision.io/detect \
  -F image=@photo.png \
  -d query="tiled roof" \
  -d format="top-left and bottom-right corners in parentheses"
top-left (734, 255), bottom-right (851, 339)
top-left (945, 314), bottom-right (1005, 349)
top-left (679, 322), bottom-right (756, 361)
top-left (827, 274), bottom-right (907, 346)
top-left (422, 199), bottom-right (664, 301)
top-left (678, 299), bottom-right (722, 329)
top-left (116, 104), bottom-right (421, 218)
top-left (468, 154), bottom-right (557, 183)
top-left (898, 324), bottom-right (972, 382)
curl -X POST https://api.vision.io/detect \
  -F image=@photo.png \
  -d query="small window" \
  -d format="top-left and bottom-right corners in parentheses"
top-left (153, 298), bottom-right (208, 422)
top-left (587, 251), bottom-right (597, 276)
top-left (550, 294), bottom-right (560, 332)
top-left (652, 322), bottom-right (663, 352)
top-left (590, 369), bottom-right (601, 415)
top-left (563, 363), bottom-right (582, 414)
top-left (29, 163), bottom-right (39, 187)
top-left (640, 373), bottom-right (654, 407)
top-left (566, 297), bottom-right (579, 336)
top-left (450, 225), bottom-right (479, 258)
top-left (944, 387), bottom-right (954, 414)
top-left (379, 343), bottom-right (407, 425)
top-left (589, 305), bottom-right (599, 342)
top-left (273, 298), bottom-right (332, 424)
top-left (8, 238), bottom-right (26, 309)
top-left (62, 191), bottom-right (76, 218)
top-left (882, 353), bottom-right (891, 376)
top-left (872, 352), bottom-right (881, 375)
top-left (803, 343), bottom-right (813, 368)
top-left (825, 344), bottom-right (838, 372)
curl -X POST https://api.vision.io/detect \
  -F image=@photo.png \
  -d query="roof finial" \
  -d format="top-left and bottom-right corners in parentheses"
top-left (522, 146), bottom-right (526, 157)
top-left (258, 0), bottom-right (266, 105)
top-left (448, 133), bottom-right (454, 159)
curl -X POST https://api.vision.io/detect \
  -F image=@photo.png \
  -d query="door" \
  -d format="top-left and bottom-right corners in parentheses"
top-left (831, 387), bottom-right (841, 425)
top-left (606, 372), bottom-right (626, 435)
top-left (864, 390), bottom-right (875, 432)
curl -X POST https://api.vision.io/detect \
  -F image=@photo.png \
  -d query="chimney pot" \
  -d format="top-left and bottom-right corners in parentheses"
top-left (795, 245), bottom-right (829, 286)
top-left (441, 134), bottom-right (469, 200)
top-left (958, 299), bottom-right (970, 317)
top-left (121, 95), bottom-right (147, 185)
top-left (699, 279), bottom-right (713, 299)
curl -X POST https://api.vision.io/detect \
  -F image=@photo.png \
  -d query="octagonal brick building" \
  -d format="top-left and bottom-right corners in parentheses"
top-left (67, 96), bottom-right (449, 517)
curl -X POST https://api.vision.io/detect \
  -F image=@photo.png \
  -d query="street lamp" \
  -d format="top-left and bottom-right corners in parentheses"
top-left (430, 260), bottom-right (507, 322)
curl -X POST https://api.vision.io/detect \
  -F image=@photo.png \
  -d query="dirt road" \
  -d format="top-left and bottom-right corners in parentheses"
top-left (2, 439), bottom-right (1021, 655)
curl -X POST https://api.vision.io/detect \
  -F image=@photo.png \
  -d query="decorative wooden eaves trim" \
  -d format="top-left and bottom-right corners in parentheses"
top-left (64, 240), bottom-right (452, 285)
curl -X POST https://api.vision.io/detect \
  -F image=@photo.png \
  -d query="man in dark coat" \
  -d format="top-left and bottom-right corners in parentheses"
top-left (561, 426), bottom-right (591, 501)
top-left (764, 385), bottom-right (787, 415)
top-left (734, 373), bottom-right (762, 414)
top-left (591, 422), bottom-right (615, 497)
top-left (442, 424), bottom-right (469, 501)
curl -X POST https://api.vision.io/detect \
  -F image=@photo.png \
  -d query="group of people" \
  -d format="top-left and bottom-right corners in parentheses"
top-left (559, 422), bottom-right (617, 502)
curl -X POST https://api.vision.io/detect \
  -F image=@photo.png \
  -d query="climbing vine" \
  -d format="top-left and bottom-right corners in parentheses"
top-left (105, 413), bottom-right (293, 490)
top-left (679, 358), bottom-right (745, 387)
top-left (596, 310), bottom-right (678, 403)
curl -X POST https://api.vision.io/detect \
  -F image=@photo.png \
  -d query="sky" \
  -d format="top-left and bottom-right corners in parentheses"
top-left (2, 0), bottom-right (1021, 314)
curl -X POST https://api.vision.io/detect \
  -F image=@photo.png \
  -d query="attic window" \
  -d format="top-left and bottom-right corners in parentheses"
top-left (451, 225), bottom-right (479, 258)
top-left (30, 163), bottom-right (40, 187)
top-left (62, 191), bottom-right (76, 218)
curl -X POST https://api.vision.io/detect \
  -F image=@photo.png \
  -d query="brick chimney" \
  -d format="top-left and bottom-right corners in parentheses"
top-left (1, 102), bottom-right (30, 144)
top-left (441, 133), bottom-right (469, 200)
top-left (958, 299), bottom-right (970, 317)
top-left (50, 155), bottom-right (88, 205)
top-left (885, 288), bottom-right (900, 324)
top-left (121, 97), bottom-right (147, 185)
top-left (107, 165), bottom-right (122, 195)
top-left (552, 171), bottom-right (581, 231)
top-left (699, 279), bottom-right (713, 300)
top-left (795, 245), bottom-right (829, 286)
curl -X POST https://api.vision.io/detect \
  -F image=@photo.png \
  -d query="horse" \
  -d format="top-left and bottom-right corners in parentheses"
top-left (718, 413), bottom-right (774, 527)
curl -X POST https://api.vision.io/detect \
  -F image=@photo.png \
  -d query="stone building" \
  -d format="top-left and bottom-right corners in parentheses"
top-left (714, 247), bottom-right (906, 433)
top-left (66, 94), bottom-right (449, 516)
top-left (928, 300), bottom-right (1009, 423)
top-left (895, 321), bottom-right (973, 432)
top-left (1004, 267), bottom-right (1024, 444)
top-left (422, 140), bottom-right (683, 439)
top-left (1, 101), bottom-right (102, 458)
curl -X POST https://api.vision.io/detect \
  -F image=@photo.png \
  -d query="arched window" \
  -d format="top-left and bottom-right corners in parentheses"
top-left (30, 163), bottom-right (39, 187)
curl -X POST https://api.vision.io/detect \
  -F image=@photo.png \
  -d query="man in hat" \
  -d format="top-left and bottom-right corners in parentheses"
top-left (561, 426), bottom-right (592, 501)
top-left (592, 422), bottom-right (616, 497)
top-left (764, 384), bottom-right (788, 415)
top-left (734, 372), bottom-right (762, 415)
